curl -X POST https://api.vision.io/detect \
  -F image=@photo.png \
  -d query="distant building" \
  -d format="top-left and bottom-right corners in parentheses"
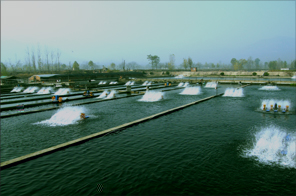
top-left (28, 74), bottom-right (60, 82)
top-left (191, 67), bottom-right (197, 72)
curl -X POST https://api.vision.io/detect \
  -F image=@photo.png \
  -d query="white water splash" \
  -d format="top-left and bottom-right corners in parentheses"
top-left (37, 87), bottom-right (54, 94)
top-left (34, 106), bottom-right (87, 126)
top-left (183, 82), bottom-right (189, 87)
top-left (106, 90), bottom-right (117, 99)
top-left (138, 91), bottom-right (164, 102)
top-left (142, 81), bottom-right (148, 85)
top-left (177, 82), bottom-right (184, 87)
top-left (260, 99), bottom-right (292, 111)
top-left (11, 87), bottom-right (24, 92)
top-left (259, 86), bottom-right (280, 91)
top-left (291, 75), bottom-right (296, 79)
top-left (205, 82), bottom-right (218, 88)
top-left (243, 125), bottom-right (296, 168)
top-left (26, 86), bottom-right (40, 93)
top-left (125, 81), bottom-right (131, 85)
top-left (109, 81), bottom-right (118, 84)
top-left (54, 88), bottom-right (71, 95)
top-left (223, 88), bottom-right (244, 97)
top-left (97, 90), bottom-right (116, 99)
top-left (180, 86), bottom-right (202, 95)
top-left (175, 75), bottom-right (184, 78)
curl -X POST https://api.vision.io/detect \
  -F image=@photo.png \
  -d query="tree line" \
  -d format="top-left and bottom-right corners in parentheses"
top-left (1, 46), bottom-right (296, 76)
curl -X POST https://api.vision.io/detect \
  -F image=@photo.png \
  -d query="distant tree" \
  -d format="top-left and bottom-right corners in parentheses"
top-left (73, 61), bottom-right (80, 70)
top-left (188, 57), bottom-right (193, 69)
top-left (167, 54), bottom-right (175, 70)
top-left (56, 49), bottom-right (61, 71)
top-left (268, 61), bottom-right (277, 70)
top-left (37, 44), bottom-right (42, 71)
top-left (110, 63), bottom-right (116, 70)
top-left (1, 62), bottom-right (8, 76)
top-left (183, 58), bottom-right (188, 69)
top-left (238, 59), bottom-right (247, 70)
top-left (61, 64), bottom-right (67, 70)
top-left (231, 58), bottom-right (237, 67)
top-left (126, 61), bottom-right (138, 70)
top-left (31, 47), bottom-right (36, 72)
top-left (50, 50), bottom-right (55, 71)
top-left (290, 60), bottom-right (296, 69)
top-left (211, 63), bottom-right (215, 69)
top-left (44, 46), bottom-right (49, 71)
top-left (147, 54), bottom-right (160, 69)
top-left (246, 56), bottom-right (254, 70)
top-left (255, 58), bottom-right (260, 69)
top-left (283, 61), bottom-right (287, 68)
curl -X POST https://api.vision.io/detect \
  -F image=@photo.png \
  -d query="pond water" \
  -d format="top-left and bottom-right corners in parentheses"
top-left (1, 85), bottom-right (295, 195)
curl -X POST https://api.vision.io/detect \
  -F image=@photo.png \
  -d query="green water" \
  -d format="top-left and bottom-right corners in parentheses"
top-left (1, 85), bottom-right (295, 195)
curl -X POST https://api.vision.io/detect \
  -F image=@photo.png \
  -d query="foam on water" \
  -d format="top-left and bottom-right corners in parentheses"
top-left (259, 86), bottom-right (280, 90)
top-left (37, 87), bottom-right (54, 94)
top-left (34, 106), bottom-right (87, 127)
top-left (175, 75), bottom-right (184, 78)
top-left (205, 82), bottom-right (218, 88)
top-left (177, 82), bottom-right (184, 87)
top-left (260, 99), bottom-right (291, 110)
top-left (23, 87), bottom-right (33, 93)
top-left (97, 90), bottom-right (116, 99)
top-left (11, 87), bottom-right (24, 92)
top-left (183, 82), bottom-right (189, 87)
top-left (54, 88), bottom-right (71, 95)
top-left (243, 125), bottom-right (296, 168)
top-left (138, 91), bottom-right (164, 102)
top-left (106, 90), bottom-right (117, 99)
top-left (27, 87), bottom-right (40, 93)
top-left (180, 86), bottom-right (202, 95)
top-left (223, 88), bottom-right (244, 97)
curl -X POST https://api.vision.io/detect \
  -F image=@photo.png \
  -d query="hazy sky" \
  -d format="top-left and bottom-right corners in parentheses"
top-left (1, 1), bottom-right (295, 66)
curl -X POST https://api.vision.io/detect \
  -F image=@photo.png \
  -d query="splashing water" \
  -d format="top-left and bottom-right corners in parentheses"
top-left (260, 99), bottom-right (291, 111)
top-left (205, 82), bottom-right (218, 88)
top-left (11, 87), bottom-right (24, 92)
top-left (109, 81), bottom-right (118, 84)
top-left (183, 82), bottom-right (189, 87)
top-left (175, 75), bottom-right (184, 78)
top-left (23, 87), bottom-right (33, 93)
top-left (37, 87), bottom-right (54, 94)
top-left (142, 81), bottom-right (148, 85)
top-left (177, 82), bottom-right (184, 87)
top-left (243, 125), bottom-right (296, 168)
top-left (180, 86), bottom-right (202, 95)
top-left (125, 81), bottom-right (131, 85)
top-left (27, 87), bottom-right (40, 93)
top-left (259, 86), bottom-right (280, 90)
top-left (54, 88), bottom-right (71, 95)
top-left (97, 90), bottom-right (115, 99)
top-left (223, 88), bottom-right (244, 97)
top-left (98, 90), bottom-right (108, 98)
top-left (106, 90), bottom-right (117, 99)
top-left (138, 91), bottom-right (164, 102)
top-left (34, 106), bottom-right (87, 126)
top-left (291, 75), bottom-right (296, 79)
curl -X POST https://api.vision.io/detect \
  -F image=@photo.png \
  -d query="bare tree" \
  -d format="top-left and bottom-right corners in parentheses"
top-left (50, 50), bottom-right (55, 71)
top-left (37, 44), bottom-right (42, 71)
top-left (56, 49), bottom-right (61, 71)
top-left (44, 46), bottom-right (50, 71)
top-left (31, 47), bottom-right (36, 72)
top-left (26, 46), bottom-right (31, 70)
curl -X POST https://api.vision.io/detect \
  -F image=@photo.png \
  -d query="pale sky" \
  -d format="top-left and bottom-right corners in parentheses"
top-left (1, 1), bottom-right (295, 66)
